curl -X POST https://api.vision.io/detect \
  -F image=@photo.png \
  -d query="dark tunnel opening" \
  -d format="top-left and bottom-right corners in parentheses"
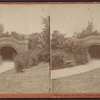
top-left (0, 46), bottom-right (17, 61)
top-left (88, 45), bottom-right (100, 59)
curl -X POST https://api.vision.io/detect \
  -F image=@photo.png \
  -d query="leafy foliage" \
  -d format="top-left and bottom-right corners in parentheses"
top-left (28, 33), bottom-right (42, 50)
top-left (75, 52), bottom-right (90, 65)
top-left (73, 22), bottom-right (100, 39)
top-left (51, 30), bottom-right (66, 50)
top-left (28, 16), bottom-right (50, 62)
top-left (0, 24), bottom-right (25, 40)
top-left (11, 31), bottom-right (25, 40)
top-left (14, 16), bottom-right (50, 72)
top-left (52, 49), bottom-right (65, 70)
top-left (41, 16), bottom-right (50, 62)
top-left (14, 51), bottom-right (30, 72)
top-left (52, 30), bottom-right (90, 69)
top-left (14, 50), bottom-right (39, 72)
top-left (28, 49), bottom-right (41, 66)
top-left (52, 49), bottom-right (75, 70)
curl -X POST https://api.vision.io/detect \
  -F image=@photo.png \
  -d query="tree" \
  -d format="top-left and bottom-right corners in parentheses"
top-left (86, 22), bottom-right (93, 32)
top-left (41, 16), bottom-right (50, 62)
top-left (51, 30), bottom-right (90, 68)
top-left (73, 22), bottom-right (100, 39)
top-left (11, 31), bottom-right (19, 39)
top-left (3, 31), bottom-right (10, 37)
top-left (52, 30), bottom-right (66, 50)
top-left (28, 32), bottom-right (42, 50)
top-left (28, 16), bottom-right (50, 62)
top-left (11, 31), bottom-right (25, 40)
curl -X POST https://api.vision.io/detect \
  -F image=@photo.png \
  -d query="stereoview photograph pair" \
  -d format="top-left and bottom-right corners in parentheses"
top-left (0, 3), bottom-right (100, 97)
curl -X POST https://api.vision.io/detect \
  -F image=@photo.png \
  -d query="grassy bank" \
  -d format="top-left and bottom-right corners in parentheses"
top-left (52, 68), bottom-right (100, 93)
top-left (0, 63), bottom-right (50, 94)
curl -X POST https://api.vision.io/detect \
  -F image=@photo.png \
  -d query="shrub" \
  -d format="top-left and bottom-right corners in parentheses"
top-left (28, 50), bottom-right (39, 66)
top-left (52, 49), bottom-right (75, 69)
top-left (74, 52), bottom-right (90, 65)
top-left (14, 49), bottom-right (41, 72)
top-left (40, 50), bottom-right (50, 62)
top-left (63, 53), bottom-right (75, 67)
top-left (14, 51), bottom-right (30, 72)
top-left (52, 49), bottom-right (65, 70)
top-left (65, 38), bottom-right (90, 65)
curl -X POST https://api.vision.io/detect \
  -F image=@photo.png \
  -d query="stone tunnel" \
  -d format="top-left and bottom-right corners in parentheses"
top-left (83, 36), bottom-right (100, 59)
top-left (0, 37), bottom-right (28, 61)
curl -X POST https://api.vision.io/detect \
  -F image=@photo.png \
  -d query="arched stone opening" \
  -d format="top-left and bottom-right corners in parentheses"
top-left (0, 46), bottom-right (18, 61)
top-left (88, 45), bottom-right (100, 59)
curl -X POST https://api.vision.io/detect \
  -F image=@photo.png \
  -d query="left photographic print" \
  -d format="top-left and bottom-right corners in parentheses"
top-left (0, 4), bottom-right (50, 93)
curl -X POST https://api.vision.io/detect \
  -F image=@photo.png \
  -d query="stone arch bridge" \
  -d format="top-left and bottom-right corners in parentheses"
top-left (0, 37), bottom-right (28, 60)
top-left (82, 36), bottom-right (100, 58)
top-left (83, 36), bottom-right (100, 47)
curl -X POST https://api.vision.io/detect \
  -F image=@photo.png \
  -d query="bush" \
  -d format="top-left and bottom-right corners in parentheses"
top-left (74, 52), bottom-right (90, 65)
top-left (40, 50), bottom-right (50, 62)
top-left (28, 50), bottom-right (39, 66)
top-left (63, 53), bottom-right (75, 67)
top-left (52, 50), bottom-right (75, 70)
top-left (14, 51), bottom-right (30, 72)
top-left (52, 49), bottom-right (65, 70)
top-left (64, 38), bottom-right (90, 66)
top-left (14, 50), bottom-right (40, 72)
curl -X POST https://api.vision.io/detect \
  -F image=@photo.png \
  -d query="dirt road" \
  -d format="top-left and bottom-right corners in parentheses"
top-left (0, 61), bottom-right (14, 73)
top-left (52, 59), bottom-right (100, 79)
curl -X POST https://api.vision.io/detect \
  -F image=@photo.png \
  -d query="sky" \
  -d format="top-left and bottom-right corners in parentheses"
top-left (0, 4), bottom-right (100, 37)
top-left (0, 4), bottom-right (50, 35)
top-left (50, 4), bottom-right (100, 37)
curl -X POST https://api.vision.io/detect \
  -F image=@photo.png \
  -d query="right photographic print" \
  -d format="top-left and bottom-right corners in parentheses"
top-left (51, 4), bottom-right (100, 93)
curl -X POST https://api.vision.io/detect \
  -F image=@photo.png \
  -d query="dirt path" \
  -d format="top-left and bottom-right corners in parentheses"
top-left (0, 61), bottom-right (14, 73)
top-left (52, 59), bottom-right (100, 79)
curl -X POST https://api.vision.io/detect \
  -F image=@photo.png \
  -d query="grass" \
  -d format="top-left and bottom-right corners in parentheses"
top-left (0, 62), bottom-right (50, 94)
top-left (52, 68), bottom-right (100, 93)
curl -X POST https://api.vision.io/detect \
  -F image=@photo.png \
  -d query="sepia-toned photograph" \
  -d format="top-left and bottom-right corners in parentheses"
top-left (1, 3), bottom-right (100, 96)
top-left (0, 4), bottom-right (50, 94)
top-left (51, 4), bottom-right (100, 93)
